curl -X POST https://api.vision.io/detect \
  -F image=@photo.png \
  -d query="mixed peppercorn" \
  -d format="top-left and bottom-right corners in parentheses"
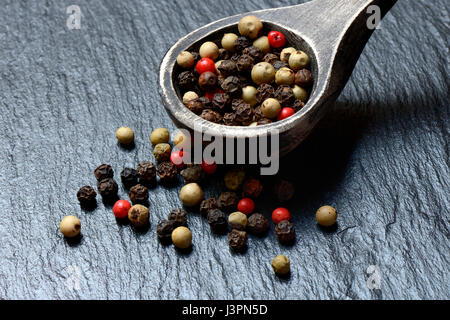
top-left (175, 15), bottom-right (313, 126)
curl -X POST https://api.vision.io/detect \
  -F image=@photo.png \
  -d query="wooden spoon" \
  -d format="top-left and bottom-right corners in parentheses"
top-left (159, 0), bottom-right (397, 156)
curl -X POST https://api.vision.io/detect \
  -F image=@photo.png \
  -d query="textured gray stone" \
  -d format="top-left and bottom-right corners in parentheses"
top-left (0, 0), bottom-right (448, 300)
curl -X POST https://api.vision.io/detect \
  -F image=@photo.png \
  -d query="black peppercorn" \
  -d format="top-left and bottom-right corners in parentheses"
top-left (234, 36), bottom-right (251, 52)
top-left (223, 112), bottom-right (239, 126)
top-left (199, 198), bottom-right (219, 217)
top-left (218, 191), bottom-right (239, 212)
top-left (97, 178), bottom-right (118, 199)
top-left (230, 53), bottom-right (241, 63)
top-left (186, 98), bottom-right (206, 115)
top-left (228, 229), bottom-right (247, 252)
top-left (253, 105), bottom-right (264, 122)
top-left (129, 184), bottom-right (149, 205)
top-left (275, 85), bottom-right (295, 107)
top-left (275, 220), bottom-right (296, 245)
top-left (137, 161), bottom-right (156, 185)
top-left (221, 76), bottom-right (242, 95)
top-left (236, 54), bottom-right (255, 73)
top-left (157, 220), bottom-right (176, 243)
top-left (120, 167), bottom-right (138, 188)
top-left (218, 48), bottom-right (231, 61)
top-left (264, 53), bottom-right (279, 64)
top-left (242, 178), bottom-right (263, 198)
top-left (178, 71), bottom-right (197, 90)
top-left (292, 100), bottom-right (305, 112)
top-left (198, 71), bottom-right (218, 91)
top-left (207, 209), bottom-right (227, 234)
top-left (94, 164), bottom-right (113, 181)
top-left (242, 46), bottom-right (264, 61)
top-left (247, 213), bottom-right (269, 235)
top-left (77, 186), bottom-right (97, 206)
top-left (190, 51), bottom-right (200, 65)
top-left (217, 60), bottom-right (237, 77)
top-left (201, 109), bottom-right (223, 123)
top-left (272, 60), bottom-right (288, 72)
top-left (180, 165), bottom-right (203, 183)
top-left (232, 100), bottom-right (254, 126)
top-left (168, 208), bottom-right (188, 227)
top-left (273, 179), bottom-right (295, 202)
top-left (212, 93), bottom-right (231, 112)
top-left (256, 84), bottom-right (275, 103)
top-left (295, 69), bottom-right (313, 87)
top-left (217, 75), bottom-right (225, 87)
top-left (157, 162), bottom-right (178, 183)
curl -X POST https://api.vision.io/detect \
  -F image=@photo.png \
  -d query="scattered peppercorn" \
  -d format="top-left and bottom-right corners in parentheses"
top-left (224, 168), bottom-right (245, 191)
top-left (172, 226), bottom-right (192, 249)
top-left (271, 254), bottom-right (290, 275)
top-left (129, 184), bottom-right (149, 205)
top-left (60, 215), bottom-right (81, 238)
top-left (113, 200), bottom-right (131, 219)
top-left (94, 164), bottom-right (114, 181)
top-left (120, 167), bottom-right (138, 188)
top-left (153, 143), bottom-right (172, 163)
top-left (150, 128), bottom-right (170, 146)
top-left (242, 178), bottom-right (263, 198)
top-left (77, 186), bottom-right (97, 207)
top-left (115, 127), bottom-right (134, 145)
top-left (275, 220), bottom-right (295, 245)
top-left (137, 161), bottom-right (156, 185)
top-left (228, 211), bottom-right (248, 230)
top-left (180, 165), bottom-right (203, 183)
top-left (168, 208), bottom-right (188, 227)
top-left (180, 183), bottom-right (203, 207)
top-left (157, 162), bottom-right (178, 184)
top-left (157, 220), bottom-right (176, 243)
top-left (97, 178), bottom-right (118, 199)
top-left (218, 191), bottom-right (239, 212)
top-left (247, 213), bottom-right (269, 235)
top-left (128, 204), bottom-right (149, 228)
top-left (199, 198), bottom-right (219, 217)
top-left (237, 198), bottom-right (255, 215)
top-left (228, 229), bottom-right (248, 252)
top-left (316, 205), bottom-right (338, 227)
top-left (201, 160), bottom-right (217, 175)
top-left (207, 209), bottom-right (228, 234)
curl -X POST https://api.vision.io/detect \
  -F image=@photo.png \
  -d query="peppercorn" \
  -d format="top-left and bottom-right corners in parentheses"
top-left (196, 57), bottom-right (216, 74)
top-left (224, 168), bottom-right (245, 191)
top-left (60, 215), bottom-right (81, 238)
top-left (261, 98), bottom-right (281, 119)
top-left (129, 184), bottom-right (149, 205)
top-left (218, 48), bottom-right (231, 61)
top-left (238, 16), bottom-right (263, 39)
top-left (271, 255), bottom-right (290, 275)
top-left (217, 60), bottom-right (237, 77)
top-left (120, 167), bottom-right (138, 188)
top-left (251, 62), bottom-right (275, 85)
top-left (252, 105), bottom-right (264, 122)
top-left (168, 208), bottom-right (188, 227)
top-left (292, 99), bottom-right (305, 112)
top-left (97, 178), bottom-right (118, 199)
top-left (153, 143), bottom-right (172, 162)
top-left (228, 229), bottom-right (247, 252)
top-left (157, 161), bottom-right (178, 183)
top-left (289, 50), bottom-right (310, 71)
top-left (273, 179), bottom-right (295, 202)
top-left (221, 76), bottom-right (242, 95)
top-left (242, 178), bottom-right (263, 198)
top-left (242, 46), bottom-right (264, 61)
top-left (171, 226), bottom-right (192, 249)
top-left (198, 71), bottom-right (218, 91)
top-left (178, 71), bottom-right (197, 89)
top-left (200, 109), bottom-right (223, 123)
top-left (230, 53), bottom-right (241, 63)
top-left (280, 47), bottom-right (296, 62)
top-left (222, 33), bottom-right (239, 52)
top-left (157, 220), bottom-right (176, 243)
top-left (76, 186), bottom-right (97, 207)
top-left (275, 67), bottom-right (295, 86)
top-left (199, 198), bottom-right (218, 217)
top-left (316, 205), bottom-right (338, 227)
top-left (256, 83), bottom-right (275, 103)
top-left (180, 183), bottom-right (203, 207)
top-left (177, 51), bottom-right (194, 69)
top-left (232, 100), bottom-right (254, 125)
top-left (207, 209), bottom-right (227, 234)
top-left (247, 213), bottom-right (269, 235)
top-left (218, 191), bottom-right (239, 212)
top-left (274, 85), bottom-right (295, 107)
top-left (115, 126), bottom-right (135, 145)
top-left (191, 51), bottom-right (200, 65)
top-left (236, 54), bottom-right (254, 73)
top-left (234, 36), bottom-right (251, 52)
top-left (228, 211), bottom-right (248, 230)
top-left (253, 36), bottom-right (270, 54)
top-left (263, 53), bottom-right (278, 64)
top-left (94, 164), bottom-right (113, 181)
top-left (201, 160), bottom-right (217, 174)
top-left (180, 165), bottom-right (203, 183)
top-left (223, 112), bottom-right (239, 126)
top-left (211, 92), bottom-right (231, 112)
top-left (292, 85), bottom-right (308, 102)
top-left (237, 198), bottom-right (255, 215)
top-left (242, 86), bottom-right (258, 107)
top-left (183, 91), bottom-right (199, 105)
top-left (295, 69), bottom-right (313, 87)
top-left (113, 200), bottom-right (131, 219)
top-left (186, 97), bottom-right (208, 115)
top-left (237, 75), bottom-right (252, 88)
top-left (199, 41), bottom-right (219, 60)
top-left (275, 220), bottom-right (295, 244)
top-left (137, 161), bottom-right (156, 185)
top-left (150, 128), bottom-right (170, 146)
top-left (272, 60), bottom-right (289, 72)
top-left (128, 204), bottom-right (149, 228)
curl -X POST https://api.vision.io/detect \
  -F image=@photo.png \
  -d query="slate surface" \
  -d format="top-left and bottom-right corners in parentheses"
top-left (0, 0), bottom-right (448, 300)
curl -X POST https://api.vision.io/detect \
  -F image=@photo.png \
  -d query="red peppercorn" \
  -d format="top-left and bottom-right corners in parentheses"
top-left (238, 198), bottom-right (255, 215)
top-left (272, 207), bottom-right (290, 224)
top-left (277, 107), bottom-right (295, 121)
top-left (113, 200), bottom-right (131, 219)
top-left (268, 31), bottom-right (286, 48)
top-left (196, 58), bottom-right (216, 74)
top-left (201, 159), bottom-right (217, 174)
top-left (170, 150), bottom-right (185, 169)
top-left (205, 89), bottom-right (224, 101)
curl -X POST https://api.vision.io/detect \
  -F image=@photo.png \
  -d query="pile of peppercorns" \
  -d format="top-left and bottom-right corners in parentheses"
top-left (175, 15), bottom-right (313, 126)
top-left (61, 125), bottom-right (339, 276)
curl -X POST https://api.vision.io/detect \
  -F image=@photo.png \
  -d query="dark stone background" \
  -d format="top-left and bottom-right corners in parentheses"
top-left (0, 0), bottom-right (448, 299)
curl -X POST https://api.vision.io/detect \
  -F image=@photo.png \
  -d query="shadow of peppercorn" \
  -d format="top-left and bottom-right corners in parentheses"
top-left (132, 224), bottom-right (150, 235)
top-left (174, 245), bottom-right (194, 257)
top-left (65, 234), bottom-right (83, 247)
top-left (274, 272), bottom-right (291, 281)
top-left (102, 195), bottom-right (120, 207)
top-left (117, 141), bottom-right (135, 151)
top-left (318, 223), bottom-right (339, 234)
top-left (80, 201), bottom-right (97, 212)
top-left (115, 217), bottom-right (130, 226)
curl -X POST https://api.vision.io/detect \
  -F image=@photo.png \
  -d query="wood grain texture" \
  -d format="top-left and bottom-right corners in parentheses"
top-left (0, 0), bottom-right (448, 299)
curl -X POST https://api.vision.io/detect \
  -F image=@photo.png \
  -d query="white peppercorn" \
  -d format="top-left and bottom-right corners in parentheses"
top-left (271, 255), bottom-right (290, 275)
top-left (222, 33), bottom-right (239, 52)
top-left (293, 85), bottom-right (308, 102)
top-left (242, 86), bottom-right (258, 106)
top-left (150, 128), bottom-right (170, 146)
top-left (316, 205), bottom-right (338, 227)
top-left (171, 226), bottom-right (192, 249)
top-left (251, 62), bottom-right (275, 85)
top-left (228, 211), bottom-right (248, 230)
top-left (238, 15), bottom-right (263, 39)
top-left (183, 91), bottom-right (199, 105)
top-left (253, 36), bottom-right (270, 54)
top-left (180, 183), bottom-right (203, 207)
top-left (115, 127), bottom-right (134, 145)
top-left (289, 50), bottom-right (310, 71)
top-left (60, 215), bottom-right (81, 238)
top-left (261, 98), bottom-right (281, 119)
top-left (177, 51), bottom-right (194, 68)
top-left (280, 47), bottom-right (296, 62)
top-left (199, 41), bottom-right (219, 60)
top-left (275, 67), bottom-right (295, 85)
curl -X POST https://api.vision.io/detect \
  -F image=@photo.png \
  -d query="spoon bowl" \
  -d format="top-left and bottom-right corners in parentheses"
top-left (160, 0), bottom-right (397, 156)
